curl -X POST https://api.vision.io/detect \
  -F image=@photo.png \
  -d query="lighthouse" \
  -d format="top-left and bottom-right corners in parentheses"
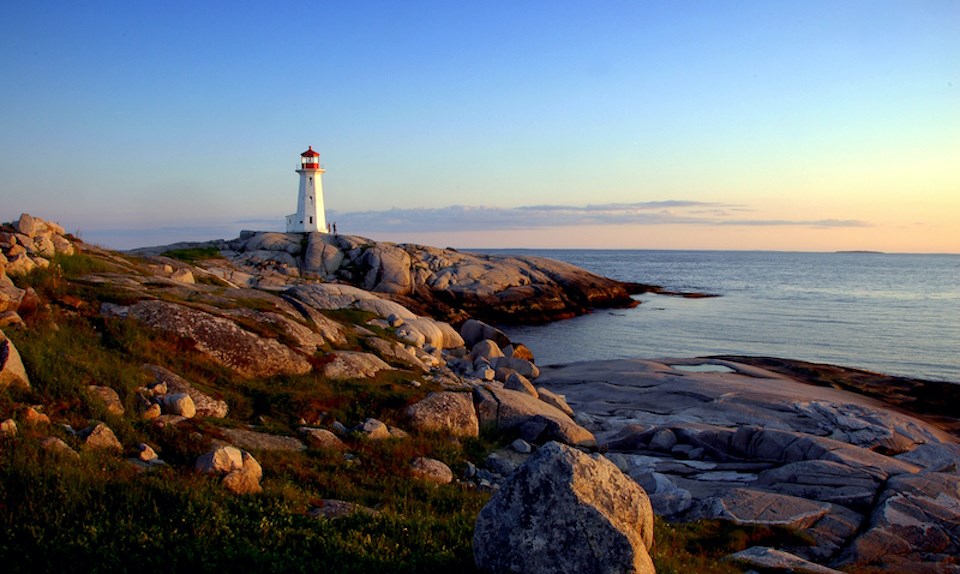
top-left (285, 146), bottom-right (327, 233)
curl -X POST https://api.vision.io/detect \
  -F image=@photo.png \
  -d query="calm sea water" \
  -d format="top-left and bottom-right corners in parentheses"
top-left (479, 250), bottom-right (960, 383)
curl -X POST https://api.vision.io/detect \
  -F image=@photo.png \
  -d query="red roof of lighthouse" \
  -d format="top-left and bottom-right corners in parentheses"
top-left (301, 146), bottom-right (320, 157)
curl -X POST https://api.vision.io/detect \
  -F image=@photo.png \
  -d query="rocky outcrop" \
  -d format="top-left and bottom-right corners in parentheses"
top-left (536, 358), bottom-right (960, 573)
top-left (0, 214), bottom-right (78, 325)
top-left (134, 231), bottom-right (647, 324)
top-left (838, 471), bottom-right (960, 572)
top-left (474, 441), bottom-right (655, 574)
top-left (102, 300), bottom-right (312, 378)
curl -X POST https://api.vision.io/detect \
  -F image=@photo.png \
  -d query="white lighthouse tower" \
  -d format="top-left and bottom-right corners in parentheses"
top-left (286, 146), bottom-right (327, 233)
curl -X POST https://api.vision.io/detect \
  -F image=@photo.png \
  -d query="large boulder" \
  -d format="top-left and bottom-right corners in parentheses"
top-left (221, 451), bottom-right (263, 495)
top-left (410, 456), bottom-right (453, 485)
top-left (474, 441), bottom-right (655, 574)
top-left (303, 233), bottom-right (344, 276)
top-left (405, 391), bottom-right (479, 438)
top-left (460, 319), bottom-right (511, 349)
top-left (0, 273), bottom-right (25, 314)
top-left (359, 243), bottom-right (413, 295)
top-left (196, 446), bottom-right (244, 474)
top-left (80, 423), bottom-right (123, 452)
top-left (0, 329), bottom-right (29, 390)
top-left (473, 385), bottom-right (595, 448)
top-left (87, 385), bottom-right (125, 416)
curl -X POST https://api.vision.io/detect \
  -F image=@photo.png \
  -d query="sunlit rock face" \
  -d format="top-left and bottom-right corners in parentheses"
top-left (134, 231), bottom-right (640, 324)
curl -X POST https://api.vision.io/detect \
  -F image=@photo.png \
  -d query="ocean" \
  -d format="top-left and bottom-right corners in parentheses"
top-left (477, 250), bottom-right (960, 383)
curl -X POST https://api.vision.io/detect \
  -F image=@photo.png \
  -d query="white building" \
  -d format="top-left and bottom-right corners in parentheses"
top-left (285, 146), bottom-right (327, 233)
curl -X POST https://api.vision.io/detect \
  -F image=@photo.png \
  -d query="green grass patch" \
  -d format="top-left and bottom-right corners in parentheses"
top-left (161, 246), bottom-right (224, 263)
top-left (0, 439), bottom-right (480, 573)
top-left (650, 518), bottom-right (814, 574)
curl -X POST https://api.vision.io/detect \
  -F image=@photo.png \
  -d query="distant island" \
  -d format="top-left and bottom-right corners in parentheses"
top-left (835, 250), bottom-right (885, 254)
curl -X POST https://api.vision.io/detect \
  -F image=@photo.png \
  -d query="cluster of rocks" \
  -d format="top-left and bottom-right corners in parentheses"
top-left (536, 358), bottom-right (960, 573)
top-left (195, 445), bottom-right (263, 495)
top-left (1, 214), bottom-right (77, 327)
top-left (0, 404), bottom-right (143, 466)
top-left (132, 230), bottom-right (643, 324)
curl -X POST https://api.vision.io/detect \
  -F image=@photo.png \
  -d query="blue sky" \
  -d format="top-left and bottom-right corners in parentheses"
top-left (2, 1), bottom-right (958, 251)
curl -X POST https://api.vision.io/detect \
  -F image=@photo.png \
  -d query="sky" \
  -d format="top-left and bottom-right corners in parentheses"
top-left (1, 1), bottom-right (958, 252)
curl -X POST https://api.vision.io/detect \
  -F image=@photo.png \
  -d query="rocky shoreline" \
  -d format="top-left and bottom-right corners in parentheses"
top-left (534, 357), bottom-right (960, 573)
top-left (2, 214), bottom-right (958, 573)
top-left (130, 230), bottom-right (713, 325)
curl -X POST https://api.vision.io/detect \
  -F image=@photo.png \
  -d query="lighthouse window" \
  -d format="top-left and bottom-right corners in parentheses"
top-left (309, 217), bottom-right (313, 224)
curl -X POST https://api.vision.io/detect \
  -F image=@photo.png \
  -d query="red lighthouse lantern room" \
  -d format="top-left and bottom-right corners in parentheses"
top-left (300, 146), bottom-right (320, 170)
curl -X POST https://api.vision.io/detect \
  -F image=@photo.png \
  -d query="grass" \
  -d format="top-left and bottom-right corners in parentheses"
top-left (0, 440), bottom-right (479, 574)
top-left (651, 519), bottom-right (815, 574)
top-left (161, 246), bottom-right (224, 263)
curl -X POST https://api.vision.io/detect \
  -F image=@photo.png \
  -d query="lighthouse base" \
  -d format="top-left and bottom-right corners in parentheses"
top-left (285, 213), bottom-right (325, 233)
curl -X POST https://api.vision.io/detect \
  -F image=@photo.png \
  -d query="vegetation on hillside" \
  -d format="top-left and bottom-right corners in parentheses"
top-left (0, 249), bottom-right (773, 573)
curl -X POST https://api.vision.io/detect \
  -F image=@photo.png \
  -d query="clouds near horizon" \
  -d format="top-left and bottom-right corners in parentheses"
top-left (330, 201), bottom-right (871, 233)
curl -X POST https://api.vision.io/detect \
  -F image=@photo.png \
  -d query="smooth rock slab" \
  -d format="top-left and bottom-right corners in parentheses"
top-left (222, 428), bottom-right (306, 452)
top-left (692, 488), bottom-right (832, 529)
top-left (755, 459), bottom-right (886, 512)
top-left (317, 351), bottom-right (392, 380)
top-left (474, 441), bottom-right (655, 574)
